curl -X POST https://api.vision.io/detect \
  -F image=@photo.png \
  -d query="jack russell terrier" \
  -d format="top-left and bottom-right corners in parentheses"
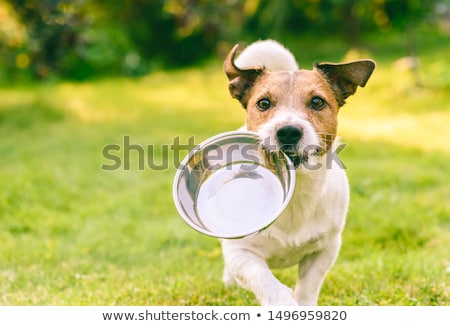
top-left (220, 40), bottom-right (375, 305)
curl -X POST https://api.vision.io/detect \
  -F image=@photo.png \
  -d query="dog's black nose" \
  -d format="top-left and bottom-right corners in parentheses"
top-left (277, 126), bottom-right (302, 145)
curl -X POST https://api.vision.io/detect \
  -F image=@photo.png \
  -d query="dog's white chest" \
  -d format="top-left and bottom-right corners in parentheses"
top-left (265, 235), bottom-right (325, 268)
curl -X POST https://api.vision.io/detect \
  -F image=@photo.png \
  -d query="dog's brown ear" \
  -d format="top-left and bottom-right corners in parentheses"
top-left (316, 60), bottom-right (375, 106)
top-left (224, 44), bottom-right (264, 108)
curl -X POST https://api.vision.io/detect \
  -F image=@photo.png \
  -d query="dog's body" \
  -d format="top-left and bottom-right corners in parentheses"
top-left (221, 40), bottom-right (375, 305)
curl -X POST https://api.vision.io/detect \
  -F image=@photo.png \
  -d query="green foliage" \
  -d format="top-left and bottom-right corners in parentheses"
top-left (0, 0), bottom-right (446, 80)
top-left (1, 0), bottom-right (243, 80)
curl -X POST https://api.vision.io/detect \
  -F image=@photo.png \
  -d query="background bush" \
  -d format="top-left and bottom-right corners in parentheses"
top-left (0, 0), bottom-right (447, 80)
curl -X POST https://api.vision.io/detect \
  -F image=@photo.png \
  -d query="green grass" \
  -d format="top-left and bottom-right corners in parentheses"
top-left (0, 30), bottom-right (449, 305)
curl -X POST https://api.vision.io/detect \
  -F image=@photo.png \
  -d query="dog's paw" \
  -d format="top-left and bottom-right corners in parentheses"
top-left (263, 297), bottom-right (298, 306)
top-left (260, 285), bottom-right (298, 306)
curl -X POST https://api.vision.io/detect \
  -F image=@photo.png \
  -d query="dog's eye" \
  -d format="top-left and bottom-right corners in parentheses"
top-left (310, 96), bottom-right (326, 111)
top-left (256, 99), bottom-right (271, 111)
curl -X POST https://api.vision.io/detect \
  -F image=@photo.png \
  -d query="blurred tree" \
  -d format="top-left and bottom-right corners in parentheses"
top-left (3, 0), bottom-right (244, 79)
top-left (244, 0), bottom-right (440, 46)
top-left (243, 0), bottom-right (374, 45)
top-left (0, 0), bottom-right (27, 79)
top-left (7, 0), bottom-right (91, 78)
top-left (0, 0), bottom-right (442, 81)
top-left (101, 0), bottom-right (243, 67)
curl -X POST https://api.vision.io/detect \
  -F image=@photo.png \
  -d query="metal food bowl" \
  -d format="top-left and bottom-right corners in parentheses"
top-left (172, 131), bottom-right (296, 239)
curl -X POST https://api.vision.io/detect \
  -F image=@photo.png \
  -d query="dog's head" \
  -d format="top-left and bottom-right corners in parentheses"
top-left (224, 44), bottom-right (375, 168)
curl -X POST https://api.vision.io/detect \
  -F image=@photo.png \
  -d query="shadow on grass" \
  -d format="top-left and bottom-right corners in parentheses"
top-left (0, 100), bottom-right (66, 130)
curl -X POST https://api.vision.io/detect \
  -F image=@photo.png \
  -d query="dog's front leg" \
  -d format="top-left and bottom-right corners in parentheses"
top-left (294, 238), bottom-right (341, 305)
top-left (222, 242), bottom-right (298, 306)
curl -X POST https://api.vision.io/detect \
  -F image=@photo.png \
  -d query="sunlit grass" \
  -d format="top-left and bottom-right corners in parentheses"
top-left (339, 59), bottom-right (450, 153)
top-left (0, 31), bottom-right (449, 305)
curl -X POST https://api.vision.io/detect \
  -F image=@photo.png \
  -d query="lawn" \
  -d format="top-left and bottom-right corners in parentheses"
top-left (0, 30), bottom-right (449, 305)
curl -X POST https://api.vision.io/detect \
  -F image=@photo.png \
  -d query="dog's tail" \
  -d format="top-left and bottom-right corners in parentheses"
top-left (234, 39), bottom-right (299, 72)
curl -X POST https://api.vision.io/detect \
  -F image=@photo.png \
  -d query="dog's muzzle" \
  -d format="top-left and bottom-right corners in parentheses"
top-left (276, 126), bottom-right (304, 167)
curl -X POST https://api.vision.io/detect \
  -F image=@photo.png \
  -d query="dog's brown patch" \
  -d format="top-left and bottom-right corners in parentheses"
top-left (244, 70), bottom-right (339, 152)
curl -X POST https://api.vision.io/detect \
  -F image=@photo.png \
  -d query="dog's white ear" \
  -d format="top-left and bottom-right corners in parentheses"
top-left (224, 44), bottom-right (264, 108)
top-left (316, 60), bottom-right (375, 106)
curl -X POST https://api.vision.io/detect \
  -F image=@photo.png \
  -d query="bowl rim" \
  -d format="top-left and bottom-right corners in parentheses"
top-left (172, 130), bottom-right (296, 238)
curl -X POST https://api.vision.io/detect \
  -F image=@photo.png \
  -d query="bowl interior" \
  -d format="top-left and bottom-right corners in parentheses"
top-left (173, 131), bottom-right (295, 238)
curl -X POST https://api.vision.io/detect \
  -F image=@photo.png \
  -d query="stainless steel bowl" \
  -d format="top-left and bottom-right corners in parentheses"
top-left (173, 131), bottom-right (295, 239)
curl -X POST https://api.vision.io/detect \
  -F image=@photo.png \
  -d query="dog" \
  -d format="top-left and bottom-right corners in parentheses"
top-left (220, 40), bottom-right (375, 305)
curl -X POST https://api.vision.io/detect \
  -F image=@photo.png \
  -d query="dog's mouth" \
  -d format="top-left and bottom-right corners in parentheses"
top-left (259, 137), bottom-right (324, 168)
top-left (280, 145), bottom-right (324, 168)
top-left (282, 149), bottom-right (305, 168)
